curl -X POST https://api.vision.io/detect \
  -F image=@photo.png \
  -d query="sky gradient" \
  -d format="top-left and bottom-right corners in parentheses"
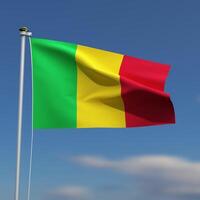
top-left (0, 0), bottom-right (200, 200)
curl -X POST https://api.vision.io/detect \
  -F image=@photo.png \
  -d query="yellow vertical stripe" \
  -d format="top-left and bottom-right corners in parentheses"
top-left (76, 45), bottom-right (125, 127)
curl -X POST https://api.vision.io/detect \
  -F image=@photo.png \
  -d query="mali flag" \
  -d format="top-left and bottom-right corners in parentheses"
top-left (30, 38), bottom-right (175, 128)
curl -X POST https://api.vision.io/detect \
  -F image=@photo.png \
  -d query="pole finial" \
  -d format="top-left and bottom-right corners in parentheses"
top-left (19, 26), bottom-right (29, 32)
top-left (19, 26), bottom-right (32, 37)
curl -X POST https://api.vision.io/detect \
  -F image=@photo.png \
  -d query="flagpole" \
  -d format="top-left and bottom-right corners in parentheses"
top-left (15, 27), bottom-right (32, 200)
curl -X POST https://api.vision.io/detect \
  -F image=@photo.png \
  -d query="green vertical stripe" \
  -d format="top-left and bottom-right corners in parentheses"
top-left (31, 38), bottom-right (77, 128)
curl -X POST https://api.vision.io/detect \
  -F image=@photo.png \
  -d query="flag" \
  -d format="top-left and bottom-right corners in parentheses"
top-left (30, 38), bottom-right (175, 128)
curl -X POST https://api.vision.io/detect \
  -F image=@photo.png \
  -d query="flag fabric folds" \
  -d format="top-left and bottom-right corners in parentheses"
top-left (30, 38), bottom-right (175, 128)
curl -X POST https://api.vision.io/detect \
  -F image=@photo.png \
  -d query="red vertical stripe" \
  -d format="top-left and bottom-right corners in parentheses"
top-left (120, 55), bottom-right (175, 127)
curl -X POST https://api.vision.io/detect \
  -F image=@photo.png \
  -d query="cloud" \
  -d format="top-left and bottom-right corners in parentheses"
top-left (197, 95), bottom-right (200, 103)
top-left (49, 185), bottom-right (91, 200)
top-left (72, 155), bottom-right (200, 199)
top-left (72, 155), bottom-right (112, 168)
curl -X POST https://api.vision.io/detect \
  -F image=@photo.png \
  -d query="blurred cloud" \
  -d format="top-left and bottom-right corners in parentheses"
top-left (72, 155), bottom-right (200, 199)
top-left (197, 95), bottom-right (200, 103)
top-left (49, 185), bottom-right (91, 200)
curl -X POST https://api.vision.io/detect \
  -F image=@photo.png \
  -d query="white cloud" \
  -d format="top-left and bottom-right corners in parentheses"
top-left (72, 155), bottom-right (112, 168)
top-left (50, 186), bottom-right (91, 199)
top-left (72, 155), bottom-right (200, 198)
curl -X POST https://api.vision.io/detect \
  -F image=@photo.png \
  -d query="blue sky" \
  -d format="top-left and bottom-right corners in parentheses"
top-left (0, 0), bottom-right (200, 200)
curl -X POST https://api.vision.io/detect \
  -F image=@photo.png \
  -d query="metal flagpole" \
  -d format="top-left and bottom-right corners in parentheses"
top-left (15, 27), bottom-right (32, 200)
